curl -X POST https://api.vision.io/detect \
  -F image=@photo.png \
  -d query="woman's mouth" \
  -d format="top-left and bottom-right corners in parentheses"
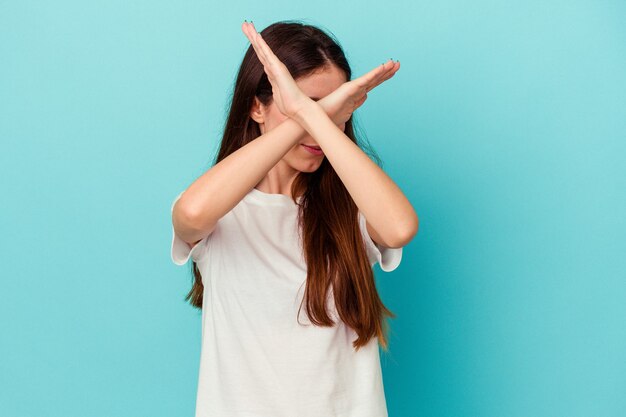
top-left (301, 144), bottom-right (324, 156)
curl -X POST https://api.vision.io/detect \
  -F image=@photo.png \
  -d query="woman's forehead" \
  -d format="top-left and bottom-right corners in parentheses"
top-left (296, 66), bottom-right (346, 99)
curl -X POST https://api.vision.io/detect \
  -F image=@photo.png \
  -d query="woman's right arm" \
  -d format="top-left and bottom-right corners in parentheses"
top-left (172, 117), bottom-right (309, 247)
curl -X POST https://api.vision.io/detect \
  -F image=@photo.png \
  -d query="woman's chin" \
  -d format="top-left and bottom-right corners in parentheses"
top-left (295, 159), bottom-right (324, 173)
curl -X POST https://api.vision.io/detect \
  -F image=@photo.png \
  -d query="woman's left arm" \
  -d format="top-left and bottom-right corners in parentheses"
top-left (293, 102), bottom-right (419, 248)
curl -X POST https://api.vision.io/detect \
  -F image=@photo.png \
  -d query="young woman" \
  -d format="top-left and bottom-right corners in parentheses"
top-left (171, 20), bottom-right (418, 417)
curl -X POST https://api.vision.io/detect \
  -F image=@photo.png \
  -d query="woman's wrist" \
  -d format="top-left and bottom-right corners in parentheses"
top-left (293, 100), bottom-right (326, 132)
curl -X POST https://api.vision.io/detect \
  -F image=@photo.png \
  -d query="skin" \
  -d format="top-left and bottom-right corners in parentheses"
top-left (242, 21), bottom-right (418, 248)
top-left (172, 21), bottom-right (418, 250)
top-left (250, 64), bottom-right (348, 194)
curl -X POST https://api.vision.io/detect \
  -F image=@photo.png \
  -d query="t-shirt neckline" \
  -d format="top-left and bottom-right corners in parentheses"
top-left (245, 187), bottom-right (303, 206)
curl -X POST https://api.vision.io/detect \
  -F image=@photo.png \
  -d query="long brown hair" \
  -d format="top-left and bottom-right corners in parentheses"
top-left (185, 20), bottom-right (395, 351)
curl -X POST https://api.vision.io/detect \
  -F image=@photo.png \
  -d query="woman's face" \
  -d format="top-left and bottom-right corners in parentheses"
top-left (250, 64), bottom-right (347, 174)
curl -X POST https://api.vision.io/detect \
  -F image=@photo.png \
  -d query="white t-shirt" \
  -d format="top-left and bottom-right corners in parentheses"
top-left (170, 187), bottom-right (403, 417)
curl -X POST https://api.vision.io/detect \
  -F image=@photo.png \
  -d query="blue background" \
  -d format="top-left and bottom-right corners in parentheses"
top-left (1, 1), bottom-right (625, 416)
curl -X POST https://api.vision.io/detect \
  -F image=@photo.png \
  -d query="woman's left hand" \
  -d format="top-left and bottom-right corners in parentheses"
top-left (242, 21), bottom-right (312, 119)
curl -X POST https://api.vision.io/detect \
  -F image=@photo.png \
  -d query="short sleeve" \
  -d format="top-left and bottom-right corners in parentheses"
top-left (170, 191), bottom-right (211, 265)
top-left (358, 211), bottom-right (403, 272)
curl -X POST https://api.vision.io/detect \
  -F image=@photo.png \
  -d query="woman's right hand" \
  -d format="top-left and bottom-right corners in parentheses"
top-left (318, 60), bottom-right (401, 127)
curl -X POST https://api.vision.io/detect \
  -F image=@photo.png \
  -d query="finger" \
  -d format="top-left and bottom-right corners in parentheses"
top-left (242, 22), bottom-right (269, 68)
top-left (367, 60), bottom-right (400, 90)
top-left (242, 22), bottom-right (259, 50)
top-left (251, 33), bottom-right (279, 84)
top-left (353, 60), bottom-right (391, 87)
top-left (242, 22), bottom-right (272, 73)
top-left (243, 22), bottom-right (270, 66)
top-left (369, 61), bottom-right (396, 86)
top-left (249, 30), bottom-right (282, 87)
top-left (241, 21), bottom-right (254, 43)
top-left (245, 24), bottom-right (286, 91)
top-left (250, 29), bottom-right (271, 68)
top-left (251, 28), bottom-right (285, 72)
top-left (247, 25), bottom-right (295, 90)
top-left (368, 61), bottom-right (400, 92)
top-left (354, 60), bottom-right (398, 93)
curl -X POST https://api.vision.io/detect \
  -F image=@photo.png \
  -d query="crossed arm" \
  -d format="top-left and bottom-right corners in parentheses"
top-left (293, 101), bottom-right (419, 249)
